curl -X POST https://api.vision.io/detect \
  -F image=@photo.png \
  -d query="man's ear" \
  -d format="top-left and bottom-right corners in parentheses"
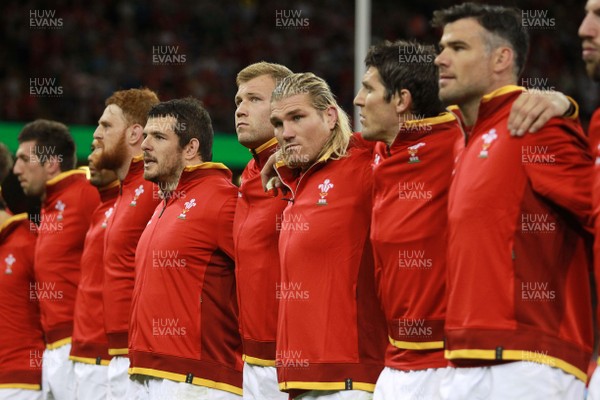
top-left (128, 124), bottom-right (144, 146)
top-left (395, 89), bottom-right (413, 116)
top-left (184, 138), bottom-right (201, 162)
top-left (44, 155), bottom-right (62, 176)
top-left (493, 46), bottom-right (514, 75)
top-left (325, 106), bottom-right (338, 131)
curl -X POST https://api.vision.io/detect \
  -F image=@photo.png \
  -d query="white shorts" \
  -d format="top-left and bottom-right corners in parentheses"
top-left (41, 343), bottom-right (76, 400)
top-left (129, 375), bottom-right (242, 399)
top-left (242, 363), bottom-right (287, 400)
top-left (73, 361), bottom-right (109, 400)
top-left (107, 356), bottom-right (131, 400)
top-left (586, 365), bottom-right (600, 400)
top-left (439, 361), bottom-right (584, 400)
top-left (295, 390), bottom-right (373, 400)
top-left (0, 388), bottom-right (42, 400)
top-left (374, 366), bottom-right (451, 400)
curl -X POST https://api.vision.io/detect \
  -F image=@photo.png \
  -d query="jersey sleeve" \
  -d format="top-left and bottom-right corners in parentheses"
top-left (217, 195), bottom-right (237, 261)
top-left (523, 119), bottom-right (593, 231)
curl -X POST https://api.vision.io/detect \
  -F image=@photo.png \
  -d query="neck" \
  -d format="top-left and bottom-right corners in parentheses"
top-left (390, 112), bottom-right (421, 144)
top-left (116, 149), bottom-right (137, 181)
top-left (41, 171), bottom-right (59, 203)
top-left (460, 79), bottom-right (516, 126)
top-left (252, 137), bottom-right (275, 151)
top-left (184, 157), bottom-right (203, 168)
top-left (159, 179), bottom-right (180, 196)
top-left (158, 164), bottom-right (187, 197)
top-left (46, 169), bottom-right (61, 182)
top-left (115, 163), bottom-right (130, 182)
top-left (459, 99), bottom-right (481, 127)
top-left (383, 131), bottom-right (397, 147)
top-left (0, 210), bottom-right (9, 226)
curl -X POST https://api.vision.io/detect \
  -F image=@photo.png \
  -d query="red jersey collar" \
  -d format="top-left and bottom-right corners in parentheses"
top-left (250, 138), bottom-right (279, 168)
top-left (0, 213), bottom-right (28, 242)
top-left (450, 85), bottom-right (524, 135)
top-left (177, 162), bottom-right (232, 187)
top-left (392, 112), bottom-right (457, 148)
top-left (122, 155), bottom-right (145, 185)
top-left (98, 180), bottom-right (120, 202)
top-left (475, 85), bottom-right (524, 119)
top-left (45, 169), bottom-right (88, 201)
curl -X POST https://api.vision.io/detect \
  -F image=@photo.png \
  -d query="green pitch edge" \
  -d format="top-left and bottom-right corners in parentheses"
top-left (0, 122), bottom-right (251, 169)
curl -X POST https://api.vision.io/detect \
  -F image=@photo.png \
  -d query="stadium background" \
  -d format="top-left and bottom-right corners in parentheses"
top-left (0, 0), bottom-right (595, 180)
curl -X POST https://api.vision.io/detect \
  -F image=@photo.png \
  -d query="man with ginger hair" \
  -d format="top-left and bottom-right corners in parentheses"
top-left (92, 88), bottom-right (161, 399)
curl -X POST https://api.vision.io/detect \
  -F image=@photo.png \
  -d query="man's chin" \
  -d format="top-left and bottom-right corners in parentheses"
top-left (589, 63), bottom-right (600, 82)
top-left (96, 155), bottom-right (120, 171)
top-left (23, 188), bottom-right (41, 198)
top-left (89, 178), bottom-right (102, 187)
top-left (284, 157), bottom-right (310, 169)
top-left (237, 135), bottom-right (264, 149)
top-left (143, 171), bottom-right (158, 182)
top-left (96, 144), bottom-right (129, 171)
top-left (360, 130), bottom-right (379, 142)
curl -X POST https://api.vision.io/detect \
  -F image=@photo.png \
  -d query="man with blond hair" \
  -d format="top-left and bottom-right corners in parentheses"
top-left (268, 72), bottom-right (387, 399)
top-left (233, 61), bottom-right (292, 400)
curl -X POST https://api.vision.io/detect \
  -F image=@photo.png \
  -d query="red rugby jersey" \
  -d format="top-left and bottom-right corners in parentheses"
top-left (446, 86), bottom-right (593, 382)
top-left (103, 156), bottom-right (160, 355)
top-left (589, 109), bottom-right (600, 365)
top-left (0, 213), bottom-right (45, 389)
top-left (233, 138), bottom-right (287, 366)
top-left (34, 169), bottom-right (100, 348)
top-left (70, 180), bottom-right (119, 365)
top-left (129, 163), bottom-right (242, 395)
top-left (370, 113), bottom-right (462, 371)
top-left (275, 139), bottom-right (387, 393)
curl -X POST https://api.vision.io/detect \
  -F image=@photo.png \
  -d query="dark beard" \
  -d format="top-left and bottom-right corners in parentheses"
top-left (95, 130), bottom-right (128, 171)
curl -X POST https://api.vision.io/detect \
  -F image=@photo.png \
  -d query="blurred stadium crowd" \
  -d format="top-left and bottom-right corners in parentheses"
top-left (0, 0), bottom-right (596, 133)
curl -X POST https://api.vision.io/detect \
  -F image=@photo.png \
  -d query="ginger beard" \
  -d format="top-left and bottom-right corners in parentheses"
top-left (95, 129), bottom-right (128, 171)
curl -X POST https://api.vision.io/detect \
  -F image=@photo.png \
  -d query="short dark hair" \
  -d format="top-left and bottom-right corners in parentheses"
top-left (147, 97), bottom-right (213, 162)
top-left (432, 2), bottom-right (529, 77)
top-left (365, 40), bottom-right (444, 118)
top-left (17, 119), bottom-right (76, 171)
top-left (0, 143), bottom-right (13, 184)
